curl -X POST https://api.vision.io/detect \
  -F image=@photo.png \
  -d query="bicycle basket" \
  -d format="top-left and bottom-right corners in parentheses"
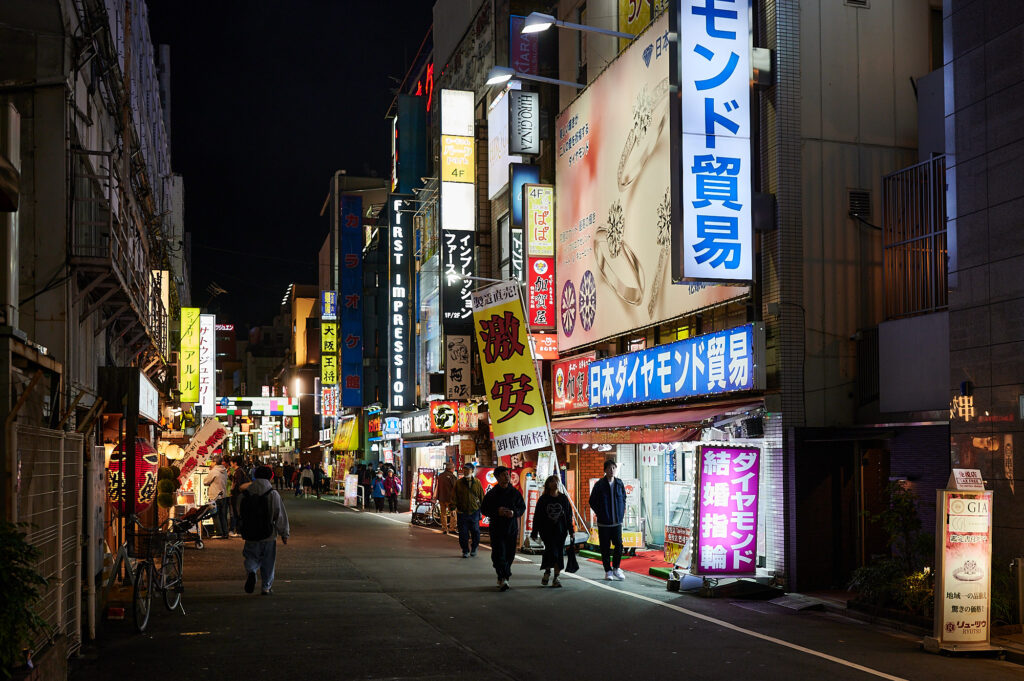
top-left (127, 531), bottom-right (166, 559)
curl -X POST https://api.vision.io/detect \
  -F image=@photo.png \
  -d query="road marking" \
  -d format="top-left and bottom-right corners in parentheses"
top-left (563, 572), bottom-right (908, 681)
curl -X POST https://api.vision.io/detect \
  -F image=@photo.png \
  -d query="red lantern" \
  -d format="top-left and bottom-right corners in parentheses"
top-left (107, 438), bottom-right (159, 514)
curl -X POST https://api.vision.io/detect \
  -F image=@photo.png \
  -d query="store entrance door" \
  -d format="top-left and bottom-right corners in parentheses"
top-left (638, 445), bottom-right (666, 545)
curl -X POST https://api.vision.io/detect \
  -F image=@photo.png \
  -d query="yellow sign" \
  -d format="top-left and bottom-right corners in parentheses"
top-left (471, 281), bottom-right (550, 459)
top-left (525, 184), bottom-right (555, 257)
top-left (332, 416), bottom-right (360, 451)
top-left (321, 321), bottom-right (337, 353)
top-left (441, 135), bottom-right (475, 183)
top-left (618, 0), bottom-right (667, 51)
top-left (321, 353), bottom-right (337, 386)
top-left (179, 307), bottom-right (200, 403)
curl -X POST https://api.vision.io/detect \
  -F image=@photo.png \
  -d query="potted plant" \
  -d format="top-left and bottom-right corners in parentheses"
top-left (0, 522), bottom-right (50, 678)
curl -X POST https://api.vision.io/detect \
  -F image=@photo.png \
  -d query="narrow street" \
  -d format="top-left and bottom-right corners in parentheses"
top-left (72, 497), bottom-right (1019, 681)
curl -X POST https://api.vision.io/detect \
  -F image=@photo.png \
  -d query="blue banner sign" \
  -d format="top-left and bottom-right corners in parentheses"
top-left (339, 195), bottom-right (363, 407)
top-left (588, 323), bottom-right (762, 408)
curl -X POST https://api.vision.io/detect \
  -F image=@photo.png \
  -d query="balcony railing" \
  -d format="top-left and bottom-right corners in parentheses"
top-left (882, 155), bottom-right (947, 320)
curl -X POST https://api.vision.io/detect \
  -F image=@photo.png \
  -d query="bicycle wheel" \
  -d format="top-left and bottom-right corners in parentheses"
top-left (162, 547), bottom-right (183, 611)
top-left (132, 561), bottom-right (153, 633)
top-left (430, 502), bottom-right (442, 526)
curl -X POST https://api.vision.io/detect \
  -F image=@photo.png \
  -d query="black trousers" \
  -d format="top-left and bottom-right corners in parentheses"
top-left (490, 530), bottom-right (517, 579)
top-left (387, 493), bottom-right (398, 512)
top-left (598, 524), bottom-right (623, 572)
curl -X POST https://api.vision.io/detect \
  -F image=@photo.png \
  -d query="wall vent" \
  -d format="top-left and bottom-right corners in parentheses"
top-left (845, 0), bottom-right (869, 8)
top-left (848, 189), bottom-right (872, 219)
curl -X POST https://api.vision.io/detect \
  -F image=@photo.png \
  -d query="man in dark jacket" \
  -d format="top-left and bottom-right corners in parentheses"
top-left (454, 463), bottom-right (484, 557)
top-left (480, 466), bottom-right (526, 591)
top-left (588, 459), bottom-right (627, 581)
top-left (436, 461), bottom-right (458, 535)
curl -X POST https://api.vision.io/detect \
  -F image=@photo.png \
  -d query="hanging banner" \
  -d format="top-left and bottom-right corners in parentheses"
top-left (388, 194), bottom-right (416, 410)
top-left (198, 314), bottom-right (216, 415)
top-left (339, 195), bottom-right (363, 405)
top-left (177, 418), bottom-right (230, 483)
top-left (932, 483), bottom-right (993, 648)
top-left (445, 334), bottom-right (472, 400)
top-left (472, 281), bottom-right (550, 459)
top-left (441, 229), bottom-right (476, 334)
top-left (179, 307), bottom-right (200, 403)
top-left (671, 0), bottom-right (753, 283)
top-left (692, 445), bottom-right (760, 576)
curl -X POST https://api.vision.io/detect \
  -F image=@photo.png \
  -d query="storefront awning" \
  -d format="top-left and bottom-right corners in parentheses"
top-left (402, 439), bottom-right (445, 449)
top-left (551, 400), bottom-right (762, 444)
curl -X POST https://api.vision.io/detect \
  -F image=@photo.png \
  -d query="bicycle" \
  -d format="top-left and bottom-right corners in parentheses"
top-left (130, 513), bottom-right (200, 632)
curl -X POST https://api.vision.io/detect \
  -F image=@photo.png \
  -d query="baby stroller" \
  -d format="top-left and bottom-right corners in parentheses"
top-left (170, 503), bottom-right (217, 550)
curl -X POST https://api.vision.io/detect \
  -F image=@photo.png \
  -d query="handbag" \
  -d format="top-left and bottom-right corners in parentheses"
top-left (565, 538), bottom-right (580, 573)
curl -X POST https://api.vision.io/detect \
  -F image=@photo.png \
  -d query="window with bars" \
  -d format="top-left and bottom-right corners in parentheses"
top-left (882, 156), bottom-right (948, 319)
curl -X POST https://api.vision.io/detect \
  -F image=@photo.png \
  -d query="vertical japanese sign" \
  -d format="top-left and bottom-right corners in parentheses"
top-left (321, 385), bottom-right (337, 418)
top-left (440, 90), bottom-right (475, 232)
top-left (671, 0), bottom-right (753, 282)
top-left (320, 321), bottom-right (337, 386)
top-left (179, 307), bottom-right (200, 403)
top-left (320, 290), bottom-right (337, 320)
top-left (441, 230), bottom-right (475, 334)
top-left (525, 184), bottom-right (555, 257)
top-left (445, 334), bottom-right (471, 400)
top-left (198, 314), bottom-right (216, 415)
top-left (388, 194), bottom-right (415, 411)
top-left (339, 195), bottom-right (363, 405)
top-left (693, 445), bottom-right (760, 576)
top-left (526, 255), bottom-right (555, 330)
top-left (552, 352), bottom-right (595, 415)
top-left (472, 281), bottom-right (550, 460)
top-left (934, 489), bottom-right (993, 647)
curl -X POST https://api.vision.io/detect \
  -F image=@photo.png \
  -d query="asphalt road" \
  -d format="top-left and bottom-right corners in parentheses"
top-left (72, 495), bottom-right (1020, 681)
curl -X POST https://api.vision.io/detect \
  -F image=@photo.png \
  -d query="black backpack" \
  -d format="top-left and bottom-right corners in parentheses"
top-left (239, 488), bottom-right (275, 540)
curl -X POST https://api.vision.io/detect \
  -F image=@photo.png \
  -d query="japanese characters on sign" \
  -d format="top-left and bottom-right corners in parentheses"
top-left (321, 321), bottom-right (337, 355)
top-left (552, 352), bottom-right (596, 415)
top-left (179, 307), bottom-right (200, 403)
top-left (138, 372), bottom-right (159, 423)
top-left (936, 490), bottom-right (993, 646)
top-left (430, 401), bottom-right (460, 434)
top-left (388, 195), bottom-right (415, 410)
top-left (524, 184), bottom-right (555, 257)
top-left (510, 164), bottom-right (540, 228)
top-left (472, 281), bottom-right (550, 459)
top-left (693, 445), bottom-right (760, 576)
top-left (509, 90), bottom-right (540, 156)
top-left (415, 468), bottom-right (437, 505)
top-left (555, 11), bottom-right (748, 352)
top-left (589, 323), bottom-right (762, 408)
top-left (177, 418), bottom-right (230, 483)
top-left (321, 352), bottom-right (337, 386)
top-left (441, 90), bottom-right (475, 232)
top-left (527, 256), bottom-right (555, 330)
top-left (441, 229), bottom-right (476, 334)
top-left (198, 315), bottom-right (216, 415)
top-left (445, 334), bottom-right (472, 400)
top-left (339, 195), bottom-right (363, 406)
top-left (672, 0), bottom-right (753, 282)
top-left (321, 290), bottom-right (337, 321)
top-left (321, 385), bottom-right (337, 419)
top-left (511, 228), bottom-right (525, 283)
top-left (527, 333), bottom-right (559, 360)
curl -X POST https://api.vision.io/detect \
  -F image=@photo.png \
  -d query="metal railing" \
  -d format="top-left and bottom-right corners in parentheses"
top-left (882, 155), bottom-right (948, 319)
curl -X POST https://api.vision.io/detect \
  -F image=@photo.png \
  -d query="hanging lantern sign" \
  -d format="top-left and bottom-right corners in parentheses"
top-left (107, 438), bottom-right (159, 513)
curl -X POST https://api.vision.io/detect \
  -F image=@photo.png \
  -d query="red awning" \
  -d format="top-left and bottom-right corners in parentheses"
top-left (551, 400), bottom-right (762, 444)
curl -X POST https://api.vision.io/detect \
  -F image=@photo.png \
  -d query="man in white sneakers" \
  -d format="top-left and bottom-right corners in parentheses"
top-left (588, 459), bottom-right (627, 581)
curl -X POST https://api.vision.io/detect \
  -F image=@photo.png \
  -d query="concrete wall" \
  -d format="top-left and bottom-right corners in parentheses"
top-left (945, 0), bottom-right (1024, 564)
top-left (879, 311), bottom-right (950, 412)
top-left (799, 0), bottom-right (933, 427)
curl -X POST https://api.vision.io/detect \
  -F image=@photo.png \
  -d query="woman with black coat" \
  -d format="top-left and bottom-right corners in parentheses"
top-left (529, 475), bottom-right (575, 588)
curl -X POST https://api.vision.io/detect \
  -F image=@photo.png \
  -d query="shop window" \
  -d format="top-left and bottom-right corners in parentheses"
top-left (674, 324), bottom-right (694, 341)
top-left (627, 336), bottom-right (645, 352)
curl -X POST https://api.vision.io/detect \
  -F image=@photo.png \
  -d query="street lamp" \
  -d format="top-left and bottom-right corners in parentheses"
top-left (520, 11), bottom-right (637, 40)
top-left (485, 66), bottom-right (584, 90)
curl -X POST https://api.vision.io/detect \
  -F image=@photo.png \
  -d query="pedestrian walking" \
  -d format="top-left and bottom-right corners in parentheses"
top-left (283, 462), bottom-right (294, 491)
top-left (588, 459), bottom-right (627, 581)
top-left (299, 464), bottom-right (314, 497)
top-left (359, 464), bottom-right (373, 507)
top-left (436, 461), bottom-right (458, 535)
top-left (228, 456), bottom-right (249, 537)
top-left (371, 471), bottom-right (387, 512)
top-left (291, 467), bottom-right (302, 497)
top-left (238, 466), bottom-right (289, 596)
top-left (313, 463), bottom-right (324, 499)
top-left (203, 455), bottom-right (230, 538)
top-left (383, 468), bottom-right (401, 512)
top-left (453, 463), bottom-right (484, 557)
top-left (480, 466), bottom-right (525, 591)
top-left (530, 475), bottom-right (575, 588)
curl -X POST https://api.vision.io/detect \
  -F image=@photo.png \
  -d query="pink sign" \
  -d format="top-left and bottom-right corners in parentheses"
top-left (694, 445), bottom-right (760, 576)
top-left (509, 16), bottom-right (539, 75)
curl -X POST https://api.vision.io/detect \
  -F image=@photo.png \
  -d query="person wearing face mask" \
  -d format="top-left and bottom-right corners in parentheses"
top-left (480, 466), bottom-right (526, 591)
top-left (453, 462), bottom-right (484, 558)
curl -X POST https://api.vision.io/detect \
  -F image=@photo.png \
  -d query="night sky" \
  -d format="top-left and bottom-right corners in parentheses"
top-left (147, 1), bottom-right (434, 329)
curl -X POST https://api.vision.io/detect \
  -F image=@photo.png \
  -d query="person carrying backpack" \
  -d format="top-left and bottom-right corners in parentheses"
top-left (239, 465), bottom-right (290, 595)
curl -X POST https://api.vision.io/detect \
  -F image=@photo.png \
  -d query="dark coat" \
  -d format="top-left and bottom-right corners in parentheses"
top-left (531, 493), bottom-right (573, 540)
top-left (480, 483), bottom-right (526, 536)
top-left (588, 476), bottom-right (627, 526)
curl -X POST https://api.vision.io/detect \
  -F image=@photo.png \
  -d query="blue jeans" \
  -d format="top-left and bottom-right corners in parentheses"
top-left (243, 539), bottom-right (278, 591)
top-left (456, 511), bottom-right (480, 554)
top-left (213, 498), bottom-right (230, 537)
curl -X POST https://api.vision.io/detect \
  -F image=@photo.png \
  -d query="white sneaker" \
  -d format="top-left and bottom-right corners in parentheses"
top-left (605, 570), bottom-right (616, 581)
top-left (614, 568), bottom-right (626, 581)
top-left (497, 575), bottom-right (504, 587)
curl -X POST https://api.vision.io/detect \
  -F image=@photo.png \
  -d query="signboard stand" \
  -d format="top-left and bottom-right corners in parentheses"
top-left (924, 469), bottom-right (1002, 656)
